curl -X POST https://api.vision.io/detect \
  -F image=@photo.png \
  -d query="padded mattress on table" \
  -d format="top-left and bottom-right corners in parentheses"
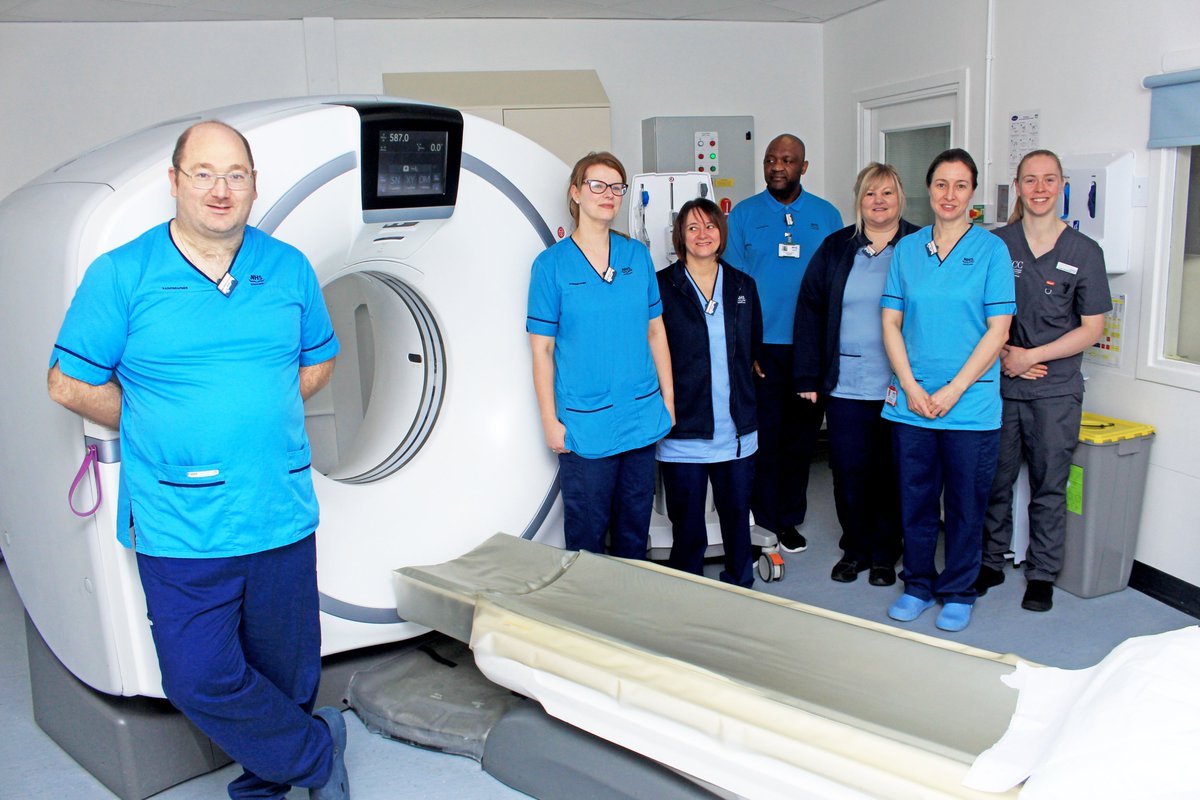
top-left (394, 534), bottom-right (1023, 799)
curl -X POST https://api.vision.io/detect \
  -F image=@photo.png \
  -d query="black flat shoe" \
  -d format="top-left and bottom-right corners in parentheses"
top-left (1022, 579), bottom-right (1054, 612)
top-left (974, 565), bottom-right (1006, 596)
top-left (868, 566), bottom-right (896, 586)
top-left (830, 559), bottom-right (867, 582)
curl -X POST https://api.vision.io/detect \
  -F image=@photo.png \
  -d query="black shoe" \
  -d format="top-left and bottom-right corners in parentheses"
top-left (868, 565), bottom-right (896, 586)
top-left (1022, 579), bottom-right (1054, 612)
top-left (974, 565), bottom-right (1006, 597)
top-left (777, 526), bottom-right (807, 553)
top-left (830, 559), bottom-right (867, 582)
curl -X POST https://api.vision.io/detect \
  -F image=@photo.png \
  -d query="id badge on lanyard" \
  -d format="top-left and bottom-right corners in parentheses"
top-left (779, 212), bottom-right (799, 258)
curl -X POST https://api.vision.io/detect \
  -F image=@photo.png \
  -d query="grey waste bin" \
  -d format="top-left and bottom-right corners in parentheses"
top-left (1057, 412), bottom-right (1155, 598)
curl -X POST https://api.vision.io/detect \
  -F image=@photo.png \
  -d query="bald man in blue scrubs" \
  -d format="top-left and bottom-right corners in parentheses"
top-left (48, 121), bottom-right (350, 800)
top-left (725, 134), bottom-right (843, 553)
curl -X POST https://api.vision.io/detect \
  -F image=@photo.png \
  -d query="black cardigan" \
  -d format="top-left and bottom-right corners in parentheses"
top-left (792, 220), bottom-right (919, 395)
top-left (657, 259), bottom-right (762, 440)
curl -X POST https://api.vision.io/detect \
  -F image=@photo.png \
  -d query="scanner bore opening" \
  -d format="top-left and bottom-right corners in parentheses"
top-left (305, 269), bottom-right (445, 484)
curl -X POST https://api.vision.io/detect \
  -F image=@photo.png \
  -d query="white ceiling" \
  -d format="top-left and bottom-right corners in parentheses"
top-left (0, 0), bottom-right (882, 24)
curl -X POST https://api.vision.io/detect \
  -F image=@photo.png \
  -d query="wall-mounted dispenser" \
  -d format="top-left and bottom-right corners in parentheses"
top-left (1059, 152), bottom-right (1134, 274)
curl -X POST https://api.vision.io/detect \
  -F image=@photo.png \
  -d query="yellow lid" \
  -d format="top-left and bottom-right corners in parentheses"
top-left (1079, 412), bottom-right (1156, 443)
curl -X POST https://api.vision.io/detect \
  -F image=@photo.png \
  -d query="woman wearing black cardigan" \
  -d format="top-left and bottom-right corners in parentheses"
top-left (793, 163), bottom-right (917, 586)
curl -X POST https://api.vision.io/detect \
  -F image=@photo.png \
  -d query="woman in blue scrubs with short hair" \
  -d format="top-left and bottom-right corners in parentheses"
top-left (527, 152), bottom-right (675, 558)
top-left (656, 198), bottom-right (762, 586)
top-left (880, 149), bottom-right (1015, 632)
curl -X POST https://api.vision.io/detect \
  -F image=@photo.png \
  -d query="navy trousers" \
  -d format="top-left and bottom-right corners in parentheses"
top-left (826, 397), bottom-right (902, 567)
top-left (137, 534), bottom-right (332, 799)
top-left (982, 394), bottom-right (1082, 581)
top-left (751, 343), bottom-right (825, 532)
top-left (893, 424), bottom-right (1000, 605)
top-left (559, 443), bottom-right (656, 558)
top-left (659, 455), bottom-right (756, 587)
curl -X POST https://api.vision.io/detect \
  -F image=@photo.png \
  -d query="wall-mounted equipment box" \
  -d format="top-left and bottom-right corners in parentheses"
top-left (642, 116), bottom-right (755, 211)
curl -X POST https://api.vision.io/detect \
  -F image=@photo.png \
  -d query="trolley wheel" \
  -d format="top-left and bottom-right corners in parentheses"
top-left (757, 550), bottom-right (785, 582)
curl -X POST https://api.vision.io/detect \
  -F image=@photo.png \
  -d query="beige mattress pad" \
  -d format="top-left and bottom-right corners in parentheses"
top-left (395, 534), bottom-right (1023, 799)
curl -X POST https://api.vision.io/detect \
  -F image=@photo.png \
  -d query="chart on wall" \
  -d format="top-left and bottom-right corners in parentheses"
top-left (1085, 292), bottom-right (1126, 368)
top-left (1008, 110), bottom-right (1040, 176)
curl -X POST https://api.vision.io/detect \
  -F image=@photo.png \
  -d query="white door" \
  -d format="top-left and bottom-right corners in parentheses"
top-left (860, 79), bottom-right (962, 228)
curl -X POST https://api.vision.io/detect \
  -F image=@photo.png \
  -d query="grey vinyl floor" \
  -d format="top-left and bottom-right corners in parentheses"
top-left (2, 460), bottom-right (1196, 799)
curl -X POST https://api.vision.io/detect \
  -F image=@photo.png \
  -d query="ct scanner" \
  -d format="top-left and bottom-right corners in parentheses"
top-left (0, 96), bottom-right (570, 698)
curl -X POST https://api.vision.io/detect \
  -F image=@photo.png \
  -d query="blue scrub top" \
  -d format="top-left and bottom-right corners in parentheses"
top-left (724, 188), bottom-right (843, 344)
top-left (880, 225), bottom-right (1015, 431)
top-left (527, 232), bottom-right (672, 458)
top-left (831, 246), bottom-right (894, 401)
top-left (656, 267), bottom-right (758, 463)
top-left (50, 223), bottom-right (340, 557)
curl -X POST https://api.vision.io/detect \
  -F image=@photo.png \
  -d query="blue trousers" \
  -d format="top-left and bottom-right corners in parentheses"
top-left (826, 397), bottom-right (902, 567)
top-left (982, 394), bottom-right (1082, 581)
top-left (559, 443), bottom-right (656, 558)
top-left (137, 534), bottom-right (332, 799)
top-left (892, 424), bottom-right (1000, 605)
top-left (751, 344), bottom-right (825, 532)
top-left (659, 455), bottom-right (756, 587)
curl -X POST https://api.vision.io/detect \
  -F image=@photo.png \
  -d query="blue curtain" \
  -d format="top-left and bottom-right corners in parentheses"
top-left (1144, 68), bottom-right (1200, 148)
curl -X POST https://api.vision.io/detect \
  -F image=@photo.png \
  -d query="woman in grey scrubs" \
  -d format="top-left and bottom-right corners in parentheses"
top-left (975, 149), bottom-right (1111, 612)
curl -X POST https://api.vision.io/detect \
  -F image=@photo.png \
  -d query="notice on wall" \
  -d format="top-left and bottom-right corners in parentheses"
top-left (1008, 110), bottom-right (1041, 176)
top-left (1084, 292), bottom-right (1126, 368)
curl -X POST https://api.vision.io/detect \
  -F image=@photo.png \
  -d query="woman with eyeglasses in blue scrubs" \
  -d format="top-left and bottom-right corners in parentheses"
top-left (527, 152), bottom-right (675, 558)
top-left (880, 149), bottom-right (1015, 632)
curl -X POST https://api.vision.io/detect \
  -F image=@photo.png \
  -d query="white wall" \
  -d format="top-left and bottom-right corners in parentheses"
top-left (826, 0), bottom-right (1200, 587)
top-left (0, 18), bottom-right (825, 204)
top-left (0, 21), bottom-right (310, 200)
top-left (823, 0), bottom-right (990, 218)
top-left (336, 19), bottom-right (826, 192)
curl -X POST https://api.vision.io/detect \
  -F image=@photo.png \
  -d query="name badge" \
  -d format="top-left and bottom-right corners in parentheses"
top-left (885, 385), bottom-right (898, 407)
top-left (1056, 262), bottom-right (1079, 275)
top-left (705, 299), bottom-right (718, 315)
top-left (779, 243), bottom-right (801, 258)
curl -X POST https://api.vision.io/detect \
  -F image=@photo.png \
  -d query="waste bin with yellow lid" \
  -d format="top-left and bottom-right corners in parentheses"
top-left (1058, 412), bottom-right (1156, 598)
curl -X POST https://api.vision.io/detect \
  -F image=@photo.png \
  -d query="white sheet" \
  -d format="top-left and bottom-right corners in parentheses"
top-left (965, 625), bottom-right (1200, 798)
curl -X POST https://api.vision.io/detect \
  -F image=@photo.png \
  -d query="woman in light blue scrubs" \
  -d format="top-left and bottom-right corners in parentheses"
top-left (880, 149), bottom-right (1015, 632)
top-left (527, 152), bottom-right (675, 558)
top-left (656, 198), bottom-right (762, 586)
top-left (794, 163), bottom-right (917, 587)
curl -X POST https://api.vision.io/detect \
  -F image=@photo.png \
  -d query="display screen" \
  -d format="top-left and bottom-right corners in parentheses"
top-left (377, 130), bottom-right (449, 197)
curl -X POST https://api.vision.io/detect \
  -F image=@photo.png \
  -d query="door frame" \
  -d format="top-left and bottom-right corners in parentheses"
top-left (855, 69), bottom-right (968, 170)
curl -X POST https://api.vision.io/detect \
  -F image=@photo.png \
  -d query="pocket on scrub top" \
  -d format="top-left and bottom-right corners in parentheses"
top-left (284, 442), bottom-right (317, 514)
top-left (153, 460), bottom-right (229, 528)
top-left (631, 376), bottom-right (662, 403)
top-left (560, 391), bottom-right (614, 451)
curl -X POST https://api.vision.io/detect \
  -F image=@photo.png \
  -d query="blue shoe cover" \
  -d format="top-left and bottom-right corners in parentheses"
top-left (936, 602), bottom-right (972, 632)
top-left (887, 594), bottom-right (935, 622)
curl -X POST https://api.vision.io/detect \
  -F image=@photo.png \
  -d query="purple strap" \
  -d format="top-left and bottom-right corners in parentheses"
top-left (69, 444), bottom-right (102, 517)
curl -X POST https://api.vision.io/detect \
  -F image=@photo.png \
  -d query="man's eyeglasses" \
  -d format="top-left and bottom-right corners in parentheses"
top-left (580, 179), bottom-right (629, 196)
top-left (177, 168), bottom-right (255, 191)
